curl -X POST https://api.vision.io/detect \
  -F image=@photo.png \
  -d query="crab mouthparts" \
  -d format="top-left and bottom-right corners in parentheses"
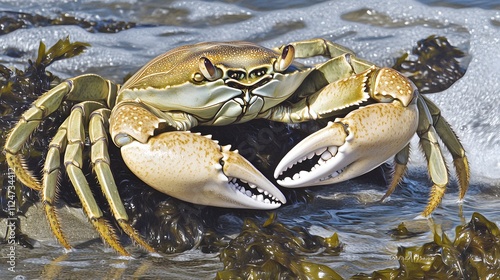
top-left (275, 145), bottom-right (345, 188)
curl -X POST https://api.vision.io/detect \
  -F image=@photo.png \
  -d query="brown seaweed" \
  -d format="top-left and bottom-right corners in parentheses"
top-left (353, 212), bottom-right (500, 279)
top-left (216, 213), bottom-right (343, 280)
top-left (392, 35), bottom-right (466, 94)
top-left (0, 11), bottom-right (138, 35)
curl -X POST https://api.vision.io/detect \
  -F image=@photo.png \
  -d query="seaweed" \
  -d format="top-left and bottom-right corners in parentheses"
top-left (0, 37), bottom-right (89, 117)
top-left (353, 213), bottom-right (500, 280)
top-left (388, 222), bottom-right (421, 239)
top-left (392, 35), bottom-right (466, 94)
top-left (0, 11), bottom-right (138, 35)
top-left (216, 213), bottom-right (343, 280)
top-left (118, 173), bottom-right (206, 254)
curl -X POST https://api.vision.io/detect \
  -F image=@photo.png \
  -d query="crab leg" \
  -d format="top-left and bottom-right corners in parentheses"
top-left (63, 101), bottom-right (128, 255)
top-left (380, 143), bottom-right (410, 201)
top-left (4, 74), bottom-right (117, 190)
top-left (415, 94), bottom-right (469, 216)
top-left (414, 95), bottom-right (450, 215)
top-left (276, 38), bottom-right (373, 73)
top-left (88, 108), bottom-right (155, 253)
top-left (420, 95), bottom-right (469, 201)
top-left (42, 118), bottom-right (71, 249)
top-left (120, 131), bottom-right (286, 209)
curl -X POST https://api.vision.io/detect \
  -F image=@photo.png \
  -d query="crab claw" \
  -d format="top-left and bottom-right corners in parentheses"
top-left (274, 102), bottom-right (418, 188)
top-left (120, 131), bottom-right (286, 209)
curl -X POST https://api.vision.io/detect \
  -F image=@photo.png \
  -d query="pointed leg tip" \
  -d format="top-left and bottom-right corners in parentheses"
top-left (421, 203), bottom-right (438, 218)
top-left (6, 152), bottom-right (42, 190)
top-left (117, 220), bottom-right (156, 254)
top-left (91, 217), bottom-right (130, 256)
top-left (43, 202), bottom-right (73, 250)
top-left (379, 194), bottom-right (390, 203)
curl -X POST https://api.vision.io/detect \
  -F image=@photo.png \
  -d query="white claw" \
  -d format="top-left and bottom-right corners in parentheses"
top-left (218, 173), bottom-right (228, 182)
top-left (275, 101), bottom-right (418, 189)
top-left (121, 131), bottom-right (286, 209)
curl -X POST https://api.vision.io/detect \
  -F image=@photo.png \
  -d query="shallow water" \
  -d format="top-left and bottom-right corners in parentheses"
top-left (0, 0), bottom-right (499, 279)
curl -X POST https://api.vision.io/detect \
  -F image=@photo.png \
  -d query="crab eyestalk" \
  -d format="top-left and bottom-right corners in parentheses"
top-left (120, 131), bottom-right (286, 209)
top-left (274, 45), bottom-right (295, 72)
top-left (198, 57), bottom-right (222, 81)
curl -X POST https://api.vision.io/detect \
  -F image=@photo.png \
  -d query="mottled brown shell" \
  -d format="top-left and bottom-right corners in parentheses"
top-left (121, 41), bottom-right (281, 90)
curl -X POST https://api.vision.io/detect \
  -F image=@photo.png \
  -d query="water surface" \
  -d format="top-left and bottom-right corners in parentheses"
top-left (0, 0), bottom-right (499, 278)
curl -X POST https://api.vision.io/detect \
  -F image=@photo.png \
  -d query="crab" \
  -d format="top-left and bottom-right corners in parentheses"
top-left (4, 38), bottom-right (469, 255)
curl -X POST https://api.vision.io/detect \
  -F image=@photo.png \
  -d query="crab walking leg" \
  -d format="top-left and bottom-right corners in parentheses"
top-left (88, 109), bottom-right (155, 253)
top-left (64, 102), bottom-right (129, 255)
top-left (421, 95), bottom-right (470, 200)
top-left (380, 143), bottom-right (410, 201)
top-left (5, 83), bottom-right (66, 190)
top-left (4, 74), bottom-right (117, 190)
top-left (416, 95), bottom-right (451, 216)
top-left (42, 118), bottom-right (71, 249)
top-left (276, 38), bottom-right (373, 72)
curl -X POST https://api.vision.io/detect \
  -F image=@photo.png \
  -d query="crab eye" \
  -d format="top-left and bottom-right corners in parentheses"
top-left (199, 57), bottom-right (221, 81)
top-left (227, 70), bottom-right (246, 80)
top-left (274, 44), bottom-right (295, 72)
top-left (249, 67), bottom-right (268, 79)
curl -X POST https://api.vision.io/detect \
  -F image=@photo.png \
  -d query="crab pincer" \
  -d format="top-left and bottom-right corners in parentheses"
top-left (121, 131), bottom-right (286, 209)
